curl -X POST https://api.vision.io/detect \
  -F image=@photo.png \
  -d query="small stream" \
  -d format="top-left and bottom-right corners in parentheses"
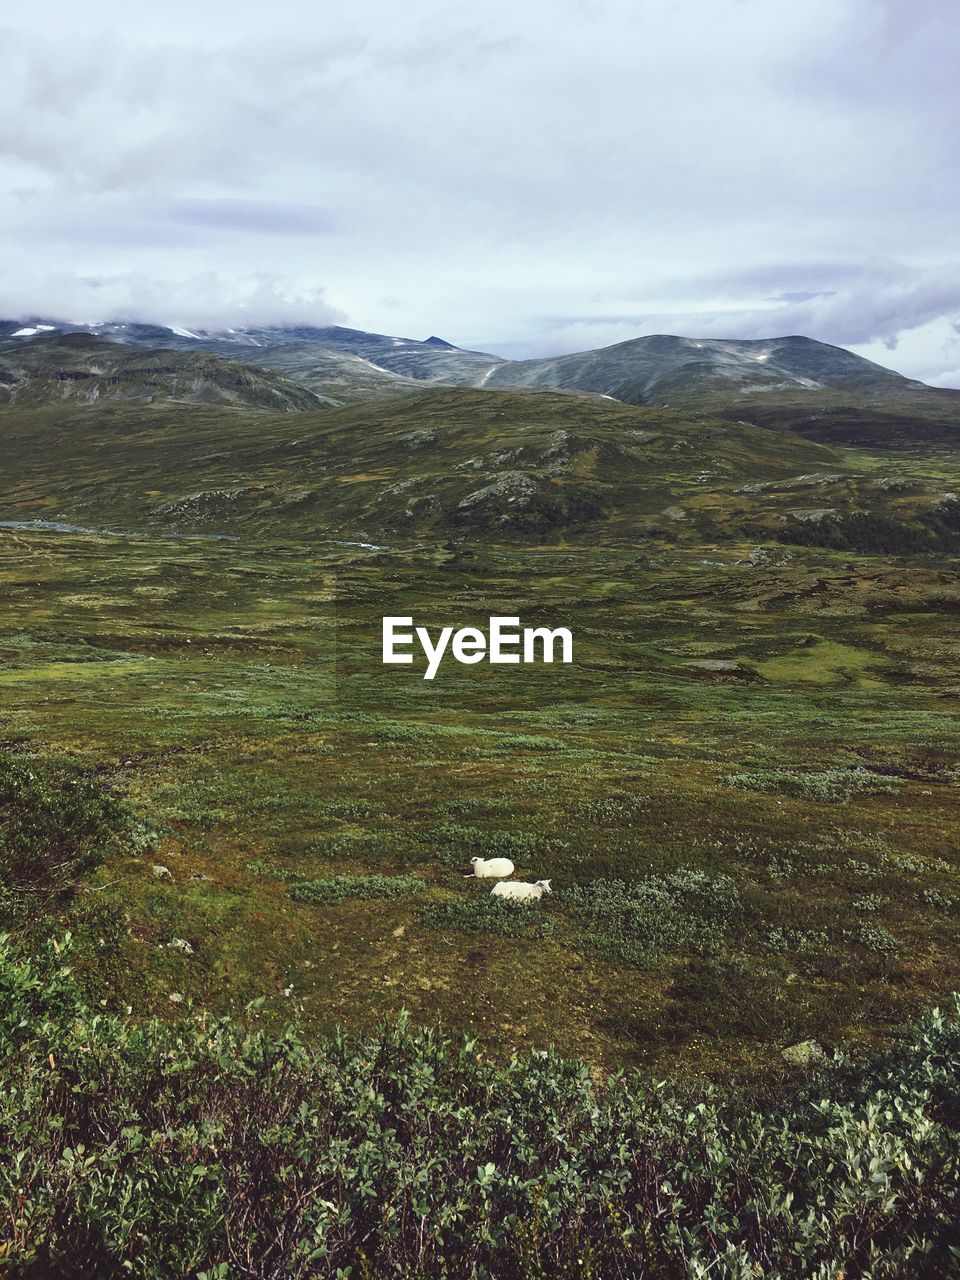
top-left (0, 519), bottom-right (234, 540)
top-left (0, 521), bottom-right (389, 550)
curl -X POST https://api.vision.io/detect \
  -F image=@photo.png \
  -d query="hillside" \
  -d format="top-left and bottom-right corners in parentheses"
top-left (4, 319), bottom-right (958, 442)
top-left (1, 348), bottom-right (959, 1130)
top-left (1, 408), bottom-right (959, 1088)
top-left (0, 331), bottom-right (327, 411)
top-left (0, 320), bottom-right (497, 401)
top-left (485, 333), bottom-right (924, 398)
top-left (3, 386), bottom-right (959, 553)
top-left (0, 387), bottom-right (852, 540)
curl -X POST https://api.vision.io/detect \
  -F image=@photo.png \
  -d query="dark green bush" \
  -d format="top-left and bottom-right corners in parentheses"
top-left (0, 753), bottom-right (151, 917)
top-left (724, 765), bottom-right (900, 804)
top-left (775, 506), bottom-right (960, 554)
top-left (1, 934), bottom-right (960, 1277)
top-left (288, 873), bottom-right (425, 906)
top-left (419, 895), bottom-right (555, 939)
top-left (558, 869), bottom-right (742, 965)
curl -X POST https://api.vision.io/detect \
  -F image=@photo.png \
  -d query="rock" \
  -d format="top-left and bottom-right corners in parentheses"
top-left (788, 508), bottom-right (836, 523)
top-left (189, 873), bottom-right (212, 882)
top-left (682, 658), bottom-right (742, 672)
top-left (151, 864), bottom-right (172, 880)
top-left (167, 938), bottom-right (194, 956)
top-left (745, 545), bottom-right (792, 567)
top-left (781, 1040), bottom-right (828, 1068)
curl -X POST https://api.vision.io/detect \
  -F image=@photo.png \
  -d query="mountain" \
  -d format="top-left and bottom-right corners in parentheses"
top-left (0, 331), bottom-right (326, 411)
top-left (0, 320), bottom-right (931, 398)
top-left (484, 333), bottom-right (924, 399)
top-left (0, 320), bottom-right (500, 401)
top-left (2, 320), bottom-right (958, 442)
top-left (482, 334), bottom-right (960, 446)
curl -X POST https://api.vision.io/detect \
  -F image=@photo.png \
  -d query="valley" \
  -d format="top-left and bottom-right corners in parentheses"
top-left (1, 333), bottom-right (959, 1075)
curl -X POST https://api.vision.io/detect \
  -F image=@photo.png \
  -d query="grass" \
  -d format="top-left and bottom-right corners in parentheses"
top-left (0, 387), bottom-right (958, 1073)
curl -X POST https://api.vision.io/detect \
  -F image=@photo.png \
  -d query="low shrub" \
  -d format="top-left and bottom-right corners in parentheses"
top-left (419, 895), bottom-right (555, 939)
top-left (0, 752), bottom-right (152, 918)
top-left (246, 858), bottom-right (296, 882)
top-left (288, 874), bottom-right (425, 906)
top-left (320, 797), bottom-right (382, 820)
top-left (1, 934), bottom-right (960, 1277)
top-left (724, 765), bottom-right (901, 804)
top-left (853, 893), bottom-right (885, 914)
top-left (432, 823), bottom-right (566, 865)
top-left (854, 921), bottom-right (902, 955)
top-left (558, 869), bottom-right (742, 966)
top-left (922, 888), bottom-right (957, 911)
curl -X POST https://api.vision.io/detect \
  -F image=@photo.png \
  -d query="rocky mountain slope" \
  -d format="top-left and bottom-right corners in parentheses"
top-left (4, 386), bottom-right (958, 551)
top-left (0, 321), bottom-right (497, 401)
top-left (0, 331), bottom-right (327, 411)
top-left (485, 333), bottom-right (923, 398)
top-left (3, 319), bottom-right (958, 442)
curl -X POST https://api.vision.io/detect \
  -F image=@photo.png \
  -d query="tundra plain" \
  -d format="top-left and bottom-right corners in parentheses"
top-left (2, 385), bottom-right (959, 1076)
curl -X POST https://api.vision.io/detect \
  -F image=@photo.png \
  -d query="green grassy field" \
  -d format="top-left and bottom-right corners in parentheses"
top-left (2, 405), bottom-right (958, 1075)
top-left (3, 382), bottom-right (960, 1277)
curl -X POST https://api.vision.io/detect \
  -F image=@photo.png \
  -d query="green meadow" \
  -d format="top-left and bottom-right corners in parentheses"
top-left (2, 432), bottom-right (958, 1074)
top-left (2, 382), bottom-right (960, 1274)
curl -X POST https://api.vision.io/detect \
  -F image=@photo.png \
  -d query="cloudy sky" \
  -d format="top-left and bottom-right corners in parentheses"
top-left (2, 0), bottom-right (958, 383)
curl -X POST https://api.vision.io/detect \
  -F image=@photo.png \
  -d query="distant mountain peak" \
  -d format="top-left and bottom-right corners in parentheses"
top-left (483, 331), bottom-right (927, 402)
top-left (0, 331), bottom-right (326, 412)
top-left (1, 318), bottom-right (946, 433)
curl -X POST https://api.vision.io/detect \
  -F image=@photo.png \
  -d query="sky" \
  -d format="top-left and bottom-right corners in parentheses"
top-left (1, 0), bottom-right (958, 385)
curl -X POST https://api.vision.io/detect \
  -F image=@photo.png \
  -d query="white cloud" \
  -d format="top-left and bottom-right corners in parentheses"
top-left (1, 271), bottom-right (344, 331)
top-left (0, 0), bottom-right (957, 383)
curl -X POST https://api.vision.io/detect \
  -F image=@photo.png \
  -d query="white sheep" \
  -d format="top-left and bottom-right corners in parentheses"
top-left (465, 856), bottom-right (515, 879)
top-left (491, 879), bottom-right (552, 902)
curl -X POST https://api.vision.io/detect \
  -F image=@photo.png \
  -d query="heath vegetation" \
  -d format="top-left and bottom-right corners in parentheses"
top-left (0, 379), bottom-right (959, 1272)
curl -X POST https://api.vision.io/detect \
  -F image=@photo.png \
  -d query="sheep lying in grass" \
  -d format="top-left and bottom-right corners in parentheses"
top-left (491, 879), bottom-right (552, 902)
top-left (466, 856), bottom-right (514, 879)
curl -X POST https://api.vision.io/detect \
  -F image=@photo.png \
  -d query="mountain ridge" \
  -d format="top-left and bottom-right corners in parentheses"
top-left (486, 333), bottom-right (928, 399)
top-left (0, 331), bottom-right (327, 411)
top-left (0, 317), bottom-right (927, 396)
top-left (2, 318), bottom-right (958, 442)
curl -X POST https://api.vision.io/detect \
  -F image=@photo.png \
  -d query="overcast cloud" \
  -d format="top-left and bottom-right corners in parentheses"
top-left (1, 0), bottom-right (958, 384)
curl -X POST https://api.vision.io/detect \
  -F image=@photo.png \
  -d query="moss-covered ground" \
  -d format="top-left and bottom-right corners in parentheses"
top-left (2, 504), bottom-right (958, 1076)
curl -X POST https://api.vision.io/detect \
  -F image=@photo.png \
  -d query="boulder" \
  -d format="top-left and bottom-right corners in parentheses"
top-left (781, 1040), bottom-right (828, 1068)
